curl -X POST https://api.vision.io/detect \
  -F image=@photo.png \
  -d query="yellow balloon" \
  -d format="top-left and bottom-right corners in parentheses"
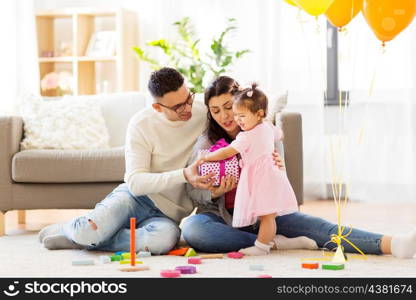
top-left (294, 0), bottom-right (335, 16)
top-left (362, 0), bottom-right (416, 44)
top-left (326, 0), bottom-right (363, 29)
top-left (283, 0), bottom-right (298, 7)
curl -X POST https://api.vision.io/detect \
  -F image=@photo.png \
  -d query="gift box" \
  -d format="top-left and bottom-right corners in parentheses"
top-left (198, 138), bottom-right (240, 186)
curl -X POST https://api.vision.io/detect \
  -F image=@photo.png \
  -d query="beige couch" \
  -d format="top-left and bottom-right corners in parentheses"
top-left (0, 92), bottom-right (303, 236)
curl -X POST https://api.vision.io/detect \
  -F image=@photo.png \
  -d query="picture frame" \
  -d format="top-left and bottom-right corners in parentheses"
top-left (85, 31), bottom-right (116, 57)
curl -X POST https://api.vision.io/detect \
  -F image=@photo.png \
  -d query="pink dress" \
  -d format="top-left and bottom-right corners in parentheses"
top-left (230, 122), bottom-right (298, 227)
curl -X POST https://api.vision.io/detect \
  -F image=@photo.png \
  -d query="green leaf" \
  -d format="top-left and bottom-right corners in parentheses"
top-left (235, 49), bottom-right (250, 58)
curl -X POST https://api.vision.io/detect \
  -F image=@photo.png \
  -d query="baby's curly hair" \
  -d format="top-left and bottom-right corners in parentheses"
top-left (232, 83), bottom-right (268, 118)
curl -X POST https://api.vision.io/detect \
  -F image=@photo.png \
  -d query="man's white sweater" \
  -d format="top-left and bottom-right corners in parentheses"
top-left (124, 100), bottom-right (207, 223)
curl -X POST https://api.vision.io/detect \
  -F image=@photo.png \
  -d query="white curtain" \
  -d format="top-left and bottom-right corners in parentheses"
top-left (336, 14), bottom-right (416, 203)
top-left (0, 0), bottom-right (38, 116)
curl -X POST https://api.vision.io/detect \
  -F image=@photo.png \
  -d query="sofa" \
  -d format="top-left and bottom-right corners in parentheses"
top-left (0, 92), bottom-right (303, 236)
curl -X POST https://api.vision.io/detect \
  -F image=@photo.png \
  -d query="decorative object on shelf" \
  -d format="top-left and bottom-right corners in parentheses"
top-left (40, 50), bottom-right (54, 57)
top-left (133, 17), bottom-right (250, 93)
top-left (58, 41), bottom-right (72, 56)
top-left (40, 71), bottom-right (73, 96)
top-left (86, 31), bottom-right (116, 57)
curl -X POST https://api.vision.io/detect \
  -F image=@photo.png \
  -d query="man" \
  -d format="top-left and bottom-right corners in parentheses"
top-left (38, 67), bottom-right (215, 253)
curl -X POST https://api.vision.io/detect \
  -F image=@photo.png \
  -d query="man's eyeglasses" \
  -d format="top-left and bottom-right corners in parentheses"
top-left (158, 92), bottom-right (195, 114)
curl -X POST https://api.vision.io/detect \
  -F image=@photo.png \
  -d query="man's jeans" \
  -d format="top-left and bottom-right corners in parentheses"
top-left (182, 212), bottom-right (383, 254)
top-left (62, 184), bottom-right (180, 254)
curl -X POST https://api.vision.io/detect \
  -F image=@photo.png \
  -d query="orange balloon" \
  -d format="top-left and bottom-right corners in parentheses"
top-left (362, 0), bottom-right (416, 43)
top-left (326, 0), bottom-right (363, 29)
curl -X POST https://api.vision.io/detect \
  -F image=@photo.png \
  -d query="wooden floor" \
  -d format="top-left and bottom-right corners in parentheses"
top-left (3, 199), bottom-right (416, 235)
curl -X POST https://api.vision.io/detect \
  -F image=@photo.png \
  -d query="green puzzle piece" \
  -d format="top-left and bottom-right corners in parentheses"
top-left (322, 263), bottom-right (345, 270)
top-left (184, 248), bottom-right (197, 257)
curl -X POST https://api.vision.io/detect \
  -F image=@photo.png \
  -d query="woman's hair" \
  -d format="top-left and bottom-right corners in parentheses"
top-left (204, 76), bottom-right (240, 144)
top-left (233, 83), bottom-right (268, 117)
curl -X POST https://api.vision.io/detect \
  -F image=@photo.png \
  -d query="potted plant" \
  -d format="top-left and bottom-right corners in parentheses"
top-left (133, 18), bottom-right (250, 93)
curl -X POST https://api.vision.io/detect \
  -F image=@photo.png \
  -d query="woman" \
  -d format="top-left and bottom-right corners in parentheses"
top-left (182, 76), bottom-right (416, 258)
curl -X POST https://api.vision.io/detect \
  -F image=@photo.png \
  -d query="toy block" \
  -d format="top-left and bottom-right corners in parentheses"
top-left (72, 259), bottom-right (94, 266)
top-left (257, 274), bottom-right (272, 278)
top-left (175, 266), bottom-right (197, 274)
top-left (188, 257), bottom-right (202, 264)
top-left (301, 262), bottom-right (319, 269)
top-left (120, 260), bottom-right (143, 265)
top-left (160, 270), bottom-right (181, 278)
top-left (99, 256), bottom-right (111, 264)
top-left (184, 248), bottom-right (197, 257)
top-left (110, 255), bottom-right (123, 261)
top-left (168, 248), bottom-right (189, 256)
top-left (119, 266), bottom-right (149, 272)
top-left (137, 251), bottom-right (152, 257)
top-left (227, 252), bottom-right (244, 259)
top-left (200, 254), bottom-right (224, 259)
top-left (322, 263), bottom-right (345, 270)
top-left (121, 252), bottom-right (131, 259)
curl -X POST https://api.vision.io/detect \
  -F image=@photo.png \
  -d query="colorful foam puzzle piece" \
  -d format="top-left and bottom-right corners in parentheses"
top-left (114, 251), bottom-right (124, 256)
top-left (119, 266), bottom-right (149, 272)
top-left (168, 248), bottom-right (189, 256)
top-left (184, 248), bottom-right (197, 257)
top-left (322, 263), bottom-right (345, 270)
top-left (137, 251), bottom-right (152, 257)
top-left (227, 252), bottom-right (244, 259)
top-left (160, 270), bottom-right (181, 278)
top-left (249, 265), bottom-right (265, 271)
top-left (121, 252), bottom-right (131, 259)
top-left (200, 254), bottom-right (224, 259)
top-left (188, 257), bottom-right (202, 264)
top-left (120, 260), bottom-right (143, 265)
top-left (301, 262), bottom-right (319, 269)
top-left (257, 274), bottom-right (272, 278)
top-left (110, 255), bottom-right (123, 261)
top-left (72, 259), bottom-right (94, 266)
top-left (175, 266), bottom-right (197, 274)
top-left (99, 256), bottom-right (111, 264)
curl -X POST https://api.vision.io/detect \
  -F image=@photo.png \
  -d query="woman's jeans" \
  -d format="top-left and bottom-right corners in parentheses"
top-left (62, 184), bottom-right (180, 254)
top-left (182, 212), bottom-right (383, 254)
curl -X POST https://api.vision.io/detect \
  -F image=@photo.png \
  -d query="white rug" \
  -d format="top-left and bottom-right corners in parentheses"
top-left (1, 232), bottom-right (415, 278)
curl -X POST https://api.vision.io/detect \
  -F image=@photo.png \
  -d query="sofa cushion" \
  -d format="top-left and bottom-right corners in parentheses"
top-left (97, 92), bottom-right (149, 147)
top-left (12, 147), bottom-right (125, 183)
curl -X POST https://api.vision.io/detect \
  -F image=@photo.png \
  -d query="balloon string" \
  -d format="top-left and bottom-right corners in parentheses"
top-left (298, 10), bottom-right (313, 87)
top-left (358, 45), bottom-right (385, 145)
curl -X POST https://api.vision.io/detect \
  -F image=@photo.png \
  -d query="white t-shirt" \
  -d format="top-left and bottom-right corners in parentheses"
top-left (124, 100), bottom-right (207, 222)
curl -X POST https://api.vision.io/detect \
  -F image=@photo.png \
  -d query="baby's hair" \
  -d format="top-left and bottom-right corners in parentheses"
top-left (233, 83), bottom-right (268, 118)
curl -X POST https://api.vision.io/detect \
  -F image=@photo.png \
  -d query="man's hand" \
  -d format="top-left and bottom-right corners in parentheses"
top-left (209, 175), bottom-right (237, 198)
top-left (184, 159), bottom-right (216, 189)
top-left (272, 151), bottom-right (285, 170)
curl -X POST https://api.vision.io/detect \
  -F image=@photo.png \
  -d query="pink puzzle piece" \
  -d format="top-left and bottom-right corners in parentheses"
top-left (188, 257), bottom-right (202, 264)
top-left (160, 270), bottom-right (181, 278)
top-left (227, 252), bottom-right (244, 259)
top-left (257, 274), bottom-right (272, 278)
